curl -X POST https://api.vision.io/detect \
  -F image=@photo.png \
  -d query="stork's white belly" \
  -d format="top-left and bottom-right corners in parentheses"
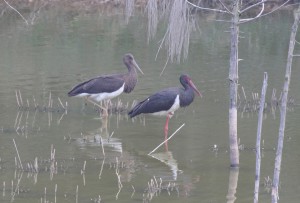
top-left (76, 83), bottom-right (125, 102)
top-left (151, 95), bottom-right (180, 116)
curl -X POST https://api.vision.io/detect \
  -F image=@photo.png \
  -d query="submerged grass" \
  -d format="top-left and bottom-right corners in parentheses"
top-left (14, 90), bottom-right (135, 116)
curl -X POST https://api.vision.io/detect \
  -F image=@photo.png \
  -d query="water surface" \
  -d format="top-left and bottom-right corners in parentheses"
top-left (0, 10), bottom-right (300, 203)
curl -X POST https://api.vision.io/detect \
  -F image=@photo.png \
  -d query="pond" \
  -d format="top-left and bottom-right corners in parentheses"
top-left (0, 8), bottom-right (300, 203)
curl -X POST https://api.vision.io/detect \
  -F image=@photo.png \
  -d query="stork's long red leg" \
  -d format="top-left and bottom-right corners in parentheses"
top-left (164, 115), bottom-right (170, 139)
top-left (164, 114), bottom-right (171, 151)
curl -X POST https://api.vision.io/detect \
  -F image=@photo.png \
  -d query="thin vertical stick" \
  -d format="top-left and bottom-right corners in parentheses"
top-left (54, 184), bottom-right (57, 203)
top-left (272, 5), bottom-right (300, 203)
top-left (76, 185), bottom-right (79, 203)
top-left (12, 139), bottom-right (23, 170)
top-left (254, 72), bottom-right (268, 203)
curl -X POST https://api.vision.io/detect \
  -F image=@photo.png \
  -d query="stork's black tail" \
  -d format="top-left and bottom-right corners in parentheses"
top-left (128, 100), bottom-right (146, 118)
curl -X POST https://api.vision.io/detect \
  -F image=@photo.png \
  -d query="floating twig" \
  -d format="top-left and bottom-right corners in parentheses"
top-left (148, 123), bottom-right (185, 155)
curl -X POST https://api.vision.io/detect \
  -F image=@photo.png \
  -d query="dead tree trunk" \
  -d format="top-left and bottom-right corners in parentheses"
top-left (254, 72), bottom-right (268, 203)
top-left (228, 0), bottom-right (240, 168)
top-left (271, 7), bottom-right (300, 203)
top-left (227, 168), bottom-right (239, 203)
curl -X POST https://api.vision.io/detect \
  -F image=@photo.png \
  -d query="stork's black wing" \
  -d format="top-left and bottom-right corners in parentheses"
top-left (68, 75), bottom-right (124, 96)
top-left (128, 87), bottom-right (180, 118)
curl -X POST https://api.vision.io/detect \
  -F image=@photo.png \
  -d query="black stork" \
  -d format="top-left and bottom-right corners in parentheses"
top-left (68, 53), bottom-right (144, 116)
top-left (128, 74), bottom-right (202, 138)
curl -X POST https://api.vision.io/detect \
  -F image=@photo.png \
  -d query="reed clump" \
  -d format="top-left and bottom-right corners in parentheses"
top-left (237, 87), bottom-right (296, 115)
top-left (143, 176), bottom-right (179, 202)
top-left (14, 90), bottom-right (136, 115)
top-left (15, 90), bottom-right (68, 114)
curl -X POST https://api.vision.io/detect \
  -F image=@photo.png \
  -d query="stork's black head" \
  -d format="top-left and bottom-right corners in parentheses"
top-left (123, 53), bottom-right (144, 75)
top-left (180, 74), bottom-right (202, 97)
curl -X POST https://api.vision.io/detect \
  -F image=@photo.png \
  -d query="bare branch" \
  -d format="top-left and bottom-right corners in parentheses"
top-left (3, 0), bottom-right (28, 25)
top-left (240, 1), bottom-right (265, 23)
top-left (218, 0), bottom-right (233, 14)
top-left (215, 19), bottom-right (232, 23)
top-left (185, 0), bottom-right (231, 14)
top-left (240, 0), bottom-right (267, 14)
top-left (239, 0), bottom-right (291, 24)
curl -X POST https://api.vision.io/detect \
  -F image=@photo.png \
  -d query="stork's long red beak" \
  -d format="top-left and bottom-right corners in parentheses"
top-left (188, 79), bottom-right (202, 98)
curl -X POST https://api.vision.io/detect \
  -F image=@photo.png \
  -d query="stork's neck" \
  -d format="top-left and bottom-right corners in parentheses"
top-left (123, 64), bottom-right (138, 93)
top-left (179, 85), bottom-right (195, 107)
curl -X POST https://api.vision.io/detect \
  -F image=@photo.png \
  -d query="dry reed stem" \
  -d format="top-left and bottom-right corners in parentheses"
top-left (115, 157), bottom-right (123, 200)
top-left (131, 185), bottom-right (135, 198)
top-left (11, 180), bottom-right (13, 196)
top-left (148, 123), bottom-right (185, 155)
top-left (99, 158), bottom-right (105, 179)
top-left (18, 90), bottom-right (23, 106)
top-left (48, 92), bottom-right (51, 108)
top-left (58, 97), bottom-right (65, 109)
top-left (10, 172), bottom-right (23, 202)
top-left (3, 0), bottom-right (29, 25)
top-left (99, 136), bottom-right (105, 156)
top-left (76, 185), bottom-right (78, 203)
top-left (146, 0), bottom-right (158, 42)
top-left (159, 56), bottom-right (170, 76)
top-left (3, 181), bottom-right (5, 197)
top-left (13, 139), bottom-right (23, 170)
top-left (15, 90), bottom-right (20, 107)
top-left (125, 0), bottom-right (134, 24)
top-left (44, 187), bottom-right (47, 202)
top-left (241, 86), bottom-right (247, 100)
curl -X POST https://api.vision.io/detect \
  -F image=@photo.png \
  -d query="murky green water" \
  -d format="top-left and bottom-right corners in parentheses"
top-left (0, 9), bottom-right (300, 203)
